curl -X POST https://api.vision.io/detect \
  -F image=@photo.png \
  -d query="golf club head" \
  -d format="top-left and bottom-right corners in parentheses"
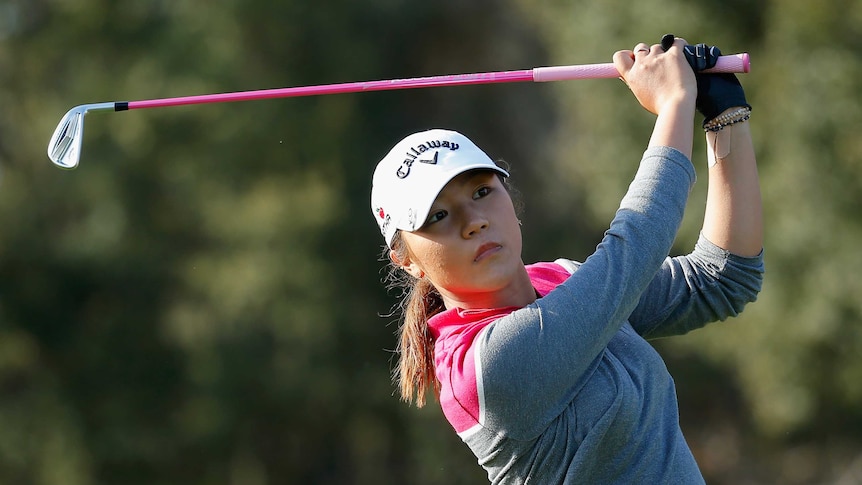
top-left (47, 102), bottom-right (114, 170)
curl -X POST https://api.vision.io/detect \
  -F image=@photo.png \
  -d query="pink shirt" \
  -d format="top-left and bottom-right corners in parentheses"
top-left (427, 262), bottom-right (572, 434)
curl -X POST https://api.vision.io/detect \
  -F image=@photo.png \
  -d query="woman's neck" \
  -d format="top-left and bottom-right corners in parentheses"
top-left (439, 264), bottom-right (536, 311)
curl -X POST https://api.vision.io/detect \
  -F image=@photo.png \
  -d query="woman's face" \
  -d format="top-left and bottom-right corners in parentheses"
top-left (396, 170), bottom-right (530, 310)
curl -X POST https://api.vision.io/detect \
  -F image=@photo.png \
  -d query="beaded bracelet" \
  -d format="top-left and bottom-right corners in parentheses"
top-left (703, 107), bottom-right (751, 132)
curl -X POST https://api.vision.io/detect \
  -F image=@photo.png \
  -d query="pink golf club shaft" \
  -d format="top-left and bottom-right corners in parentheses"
top-left (124, 53), bottom-right (749, 110)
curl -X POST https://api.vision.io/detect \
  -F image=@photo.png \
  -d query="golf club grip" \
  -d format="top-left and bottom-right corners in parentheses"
top-left (533, 53), bottom-right (750, 82)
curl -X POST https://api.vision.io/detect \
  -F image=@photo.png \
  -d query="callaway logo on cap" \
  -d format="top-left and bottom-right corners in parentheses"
top-left (370, 129), bottom-right (509, 248)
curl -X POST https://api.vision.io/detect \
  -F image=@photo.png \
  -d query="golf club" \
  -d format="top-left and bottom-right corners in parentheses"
top-left (47, 53), bottom-right (749, 170)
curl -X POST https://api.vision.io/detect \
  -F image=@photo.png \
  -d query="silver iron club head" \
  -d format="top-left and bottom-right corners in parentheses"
top-left (47, 102), bottom-right (115, 169)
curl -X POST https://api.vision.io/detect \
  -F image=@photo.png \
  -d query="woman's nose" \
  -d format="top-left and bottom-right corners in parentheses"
top-left (462, 209), bottom-right (489, 238)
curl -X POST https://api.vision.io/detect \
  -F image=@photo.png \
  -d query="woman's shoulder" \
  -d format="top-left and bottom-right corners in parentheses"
top-left (526, 260), bottom-right (582, 296)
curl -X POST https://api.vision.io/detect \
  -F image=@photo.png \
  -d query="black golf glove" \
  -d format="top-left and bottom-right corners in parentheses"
top-left (681, 42), bottom-right (751, 125)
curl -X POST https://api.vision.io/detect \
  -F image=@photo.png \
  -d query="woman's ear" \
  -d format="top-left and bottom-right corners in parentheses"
top-left (389, 250), bottom-right (424, 279)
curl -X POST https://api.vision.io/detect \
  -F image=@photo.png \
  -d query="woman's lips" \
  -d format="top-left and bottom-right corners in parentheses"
top-left (474, 242), bottom-right (502, 262)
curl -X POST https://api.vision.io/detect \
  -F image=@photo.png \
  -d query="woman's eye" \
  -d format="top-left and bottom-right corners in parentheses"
top-left (474, 186), bottom-right (491, 199)
top-left (426, 210), bottom-right (448, 224)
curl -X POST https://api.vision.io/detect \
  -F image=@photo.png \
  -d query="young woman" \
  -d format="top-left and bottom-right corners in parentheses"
top-left (370, 37), bottom-right (763, 484)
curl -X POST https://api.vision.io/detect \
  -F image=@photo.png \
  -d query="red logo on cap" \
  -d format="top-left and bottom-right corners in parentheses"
top-left (377, 207), bottom-right (385, 219)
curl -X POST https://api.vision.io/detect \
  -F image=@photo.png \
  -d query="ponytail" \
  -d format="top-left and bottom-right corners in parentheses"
top-left (384, 232), bottom-right (444, 407)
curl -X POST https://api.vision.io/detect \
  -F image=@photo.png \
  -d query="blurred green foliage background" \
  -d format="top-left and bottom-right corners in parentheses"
top-left (2, 0), bottom-right (861, 483)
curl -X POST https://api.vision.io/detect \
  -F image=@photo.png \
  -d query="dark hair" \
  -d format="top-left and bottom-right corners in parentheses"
top-left (381, 231), bottom-right (444, 407)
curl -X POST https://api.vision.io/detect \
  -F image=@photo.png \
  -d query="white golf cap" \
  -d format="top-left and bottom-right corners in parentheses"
top-left (371, 129), bottom-right (509, 248)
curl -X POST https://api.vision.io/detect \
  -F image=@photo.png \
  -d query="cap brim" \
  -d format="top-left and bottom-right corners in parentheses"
top-left (392, 164), bottom-right (509, 237)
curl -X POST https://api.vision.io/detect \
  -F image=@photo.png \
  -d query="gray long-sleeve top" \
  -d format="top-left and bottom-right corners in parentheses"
top-left (427, 146), bottom-right (765, 484)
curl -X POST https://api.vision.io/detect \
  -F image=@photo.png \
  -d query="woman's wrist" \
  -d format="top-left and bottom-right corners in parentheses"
top-left (658, 91), bottom-right (697, 116)
top-left (649, 96), bottom-right (696, 159)
top-left (705, 108), bottom-right (752, 165)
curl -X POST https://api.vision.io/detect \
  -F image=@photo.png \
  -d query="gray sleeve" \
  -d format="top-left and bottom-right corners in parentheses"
top-left (628, 234), bottom-right (765, 339)
top-left (476, 146), bottom-right (696, 439)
